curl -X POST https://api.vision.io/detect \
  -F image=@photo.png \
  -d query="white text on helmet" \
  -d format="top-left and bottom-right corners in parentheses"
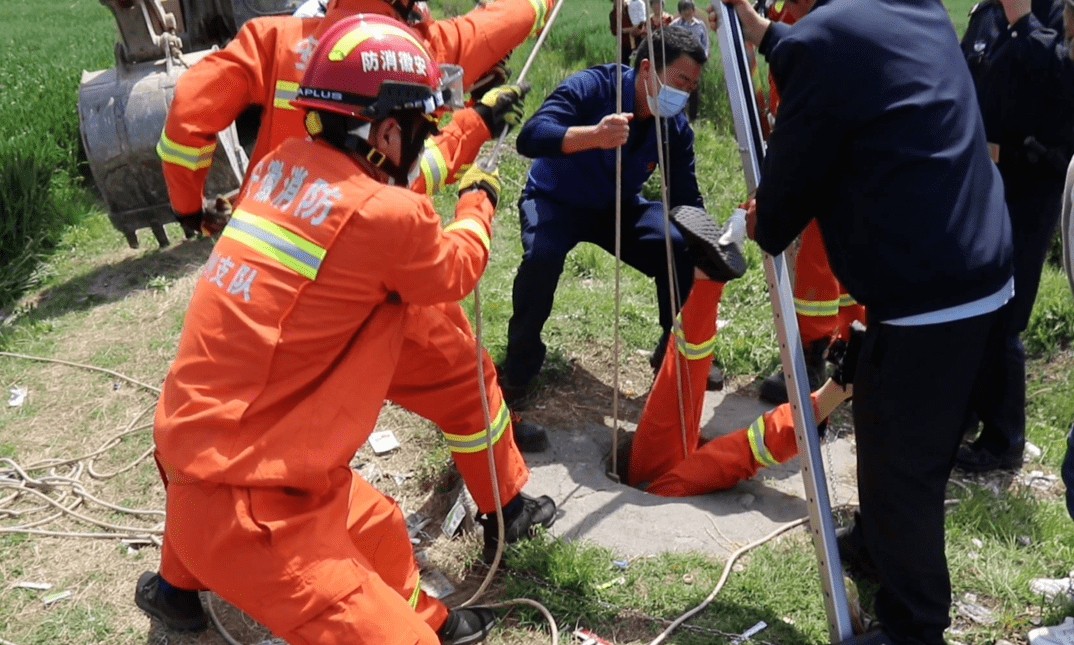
top-left (360, 50), bottom-right (427, 76)
top-left (297, 87), bottom-right (344, 102)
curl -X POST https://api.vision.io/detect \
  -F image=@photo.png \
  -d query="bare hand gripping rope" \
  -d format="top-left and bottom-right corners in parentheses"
top-left (712, 4), bottom-right (854, 641)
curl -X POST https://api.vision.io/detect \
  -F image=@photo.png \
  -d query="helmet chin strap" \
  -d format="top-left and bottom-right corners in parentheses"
top-left (338, 119), bottom-right (413, 186)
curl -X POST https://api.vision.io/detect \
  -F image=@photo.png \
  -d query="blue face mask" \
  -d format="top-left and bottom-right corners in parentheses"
top-left (646, 75), bottom-right (690, 118)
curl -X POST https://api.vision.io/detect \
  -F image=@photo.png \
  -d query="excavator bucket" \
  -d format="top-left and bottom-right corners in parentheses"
top-left (78, 0), bottom-right (298, 249)
top-left (79, 51), bottom-right (248, 249)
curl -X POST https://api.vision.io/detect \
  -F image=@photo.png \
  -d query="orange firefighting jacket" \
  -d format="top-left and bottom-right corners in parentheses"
top-left (153, 137), bottom-right (496, 490)
top-left (158, 0), bottom-right (552, 213)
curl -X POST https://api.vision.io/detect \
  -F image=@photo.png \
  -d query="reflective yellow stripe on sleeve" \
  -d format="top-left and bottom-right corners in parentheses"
top-left (793, 296), bottom-right (840, 317)
top-left (527, 0), bottom-right (549, 36)
top-left (444, 218), bottom-right (491, 252)
top-left (442, 401), bottom-right (509, 454)
top-left (407, 573), bottom-right (421, 608)
top-left (747, 415), bottom-right (779, 467)
top-left (418, 144), bottom-right (448, 196)
top-left (273, 80), bottom-right (300, 110)
top-left (839, 293), bottom-right (859, 307)
top-left (157, 131), bottom-right (215, 171)
top-left (222, 209), bottom-right (327, 280)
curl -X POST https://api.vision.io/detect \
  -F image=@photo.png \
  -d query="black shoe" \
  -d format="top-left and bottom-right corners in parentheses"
top-left (706, 363), bottom-right (724, 391)
top-left (478, 493), bottom-right (556, 563)
top-left (510, 412), bottom-right (549, 453)
top-left (829, 320), bottom-right (866, 387)
top-left (669, 205), bottom-right (747, 282)
top-left (837, 517), bottom-right (880, 585)
top-left (758, 337), bottom-right (830, 404)
top-left (955, 444), bottom-right (1023, 473)
top-left (134, 571), bottom-right (208, 632)
top-left (496, 365), bottom-right (533, 410)
top-left (437, 606), bottom-right (497, 645)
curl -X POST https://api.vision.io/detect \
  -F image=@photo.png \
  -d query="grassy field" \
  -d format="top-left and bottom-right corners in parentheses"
top-left (1, 0), bottom-right (1074, 644)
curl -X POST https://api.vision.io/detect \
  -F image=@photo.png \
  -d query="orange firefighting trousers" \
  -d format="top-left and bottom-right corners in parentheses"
top-left (627, 278), bottom-right (819, 497)
top-left (794, 220), bottom-right (865, 344)
top-left (159, 465), bottom-right (445, 644)
top-left (390, 301), bottom-right (529, 513)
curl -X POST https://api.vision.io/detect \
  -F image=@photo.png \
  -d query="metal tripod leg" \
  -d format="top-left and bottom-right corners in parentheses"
top-left (713, 3), bottom-right (853, 642)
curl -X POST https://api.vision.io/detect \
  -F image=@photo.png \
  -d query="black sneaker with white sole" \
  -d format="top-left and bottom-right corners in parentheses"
top-left (134, 571), bottom-right (208, 632)
top-left (669, 205), bottom-right (747, 283)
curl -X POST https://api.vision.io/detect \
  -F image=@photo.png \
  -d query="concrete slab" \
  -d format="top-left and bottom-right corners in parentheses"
top-left (523, 385), bottom-right (858, 559)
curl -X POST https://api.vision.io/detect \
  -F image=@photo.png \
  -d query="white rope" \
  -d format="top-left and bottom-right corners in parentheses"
top-left (464, 2), bottom-right (567, 643)
top-left (608, 0), bottom-right (626, 484)
top-left (647, 515), bottom-right (810, 645)
top-left (639, 6), bottom-right (693, 460)
top-left (0, 354), bottom-right (165, 542)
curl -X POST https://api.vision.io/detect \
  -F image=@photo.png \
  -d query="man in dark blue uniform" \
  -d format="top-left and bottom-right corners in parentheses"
top-left (499, 26), bottom-right (709, 402)
top-left (957, 0), bottom-right (1074, 473)
top-left (719, 0), bottom-right (1014, 643)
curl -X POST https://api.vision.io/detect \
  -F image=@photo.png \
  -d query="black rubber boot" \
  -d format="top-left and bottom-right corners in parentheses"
top-left (437, 606), bottom-right (497, 645)
top-left (510, 412), bottom-right (550, 453)
top-left (758, 336), bottom-right (830, 404)
top-left (134, 571), bottom-right (208, 632)
top-left (707, 363), bottom-right (724, 391)
top-left (477, 493), bottom-right (556, 564)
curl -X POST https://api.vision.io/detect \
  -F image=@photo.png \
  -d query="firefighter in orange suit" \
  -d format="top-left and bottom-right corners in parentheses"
top-left (623, 273), bottom-right (855, 497)
top-left (154, 0), bottom-right (554, 594)
top-left (157, 0), bottom-right (553, 226)
top-left (134, 17), bottom-right (520, 644)
top-left (744, 0), bottom-right (865, 405)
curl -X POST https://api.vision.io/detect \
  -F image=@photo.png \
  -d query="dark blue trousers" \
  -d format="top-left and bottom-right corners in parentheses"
top-left (855, 309), bottom-right (1002, 645)
top-left (968, 166), bottom-right (1063, 458)
top-left (502, 191), bottom-right (695, 388)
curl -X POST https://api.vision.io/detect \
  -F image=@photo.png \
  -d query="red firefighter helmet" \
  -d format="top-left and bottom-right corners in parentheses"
top-left (292, 14), bottom-right (463, 121)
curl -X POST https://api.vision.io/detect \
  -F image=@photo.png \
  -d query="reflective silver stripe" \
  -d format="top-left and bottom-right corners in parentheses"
top-left (442, 402), bottom-right (508, 453)
top-left (793, 297), bottom-right (840, 317)
top-left (157, 131), bottom-right (215, 171)
top-left (222, 209), bottom-right (326, 280)
top-left (839, 293), bottom-right (859, 306)
top-left (747, 415), bottom-right (778, 466)
top-left (418, 145), bottom-right (447, 195)
top-left (675, 327), bottom-right (716, 360)
top-left (274, 80), bottom-right (299, 110)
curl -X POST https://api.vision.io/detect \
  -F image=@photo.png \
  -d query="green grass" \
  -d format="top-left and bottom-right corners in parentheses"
top-left (0, 0), bottom-right (115, 308)
top-left (1, 0), bottom-right (1074, 644)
